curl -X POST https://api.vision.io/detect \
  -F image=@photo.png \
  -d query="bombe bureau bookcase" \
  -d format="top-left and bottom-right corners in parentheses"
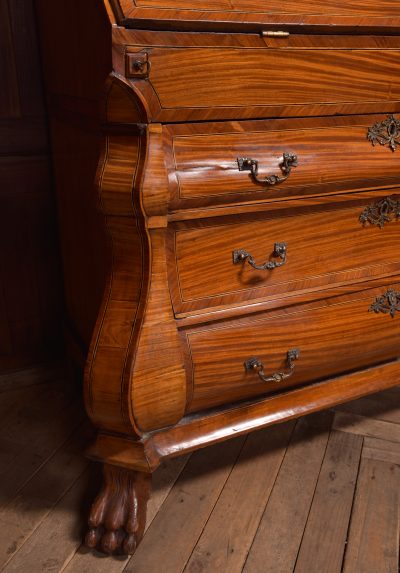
top-left (36, 0), bottom-right (400, 555)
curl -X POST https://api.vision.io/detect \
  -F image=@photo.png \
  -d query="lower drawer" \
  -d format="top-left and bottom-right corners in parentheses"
top-left (183, 283), bottom-right (400, 413)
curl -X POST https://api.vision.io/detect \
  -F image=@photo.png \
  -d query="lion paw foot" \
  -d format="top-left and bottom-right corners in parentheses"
top-left (85, 464), bottom-right (151, 555)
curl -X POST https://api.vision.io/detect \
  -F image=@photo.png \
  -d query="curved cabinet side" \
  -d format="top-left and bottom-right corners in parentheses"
top-left (85, 79), bottom-right (187, 436)
top-left (84, 77), bottom-right (148, 436)
top-left (130, 125), bottom-right (187, 432)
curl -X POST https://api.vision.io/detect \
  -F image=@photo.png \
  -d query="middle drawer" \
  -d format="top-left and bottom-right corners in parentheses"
top-left (168, 192), bottom-right (400, 315)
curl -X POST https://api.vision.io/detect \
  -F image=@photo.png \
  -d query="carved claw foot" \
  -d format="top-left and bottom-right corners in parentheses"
top-left (85, 464), bottom-right (151, 555)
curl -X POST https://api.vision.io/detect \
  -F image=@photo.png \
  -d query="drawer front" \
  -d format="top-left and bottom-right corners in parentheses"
top-left (166, 116), bottom-right (400, 209)
top-left (184, 284), bottom-right (400, 413)
top-left (170, 193), bottom-right (400, 314)
top-left (126, 34), bottom-right (400, 122)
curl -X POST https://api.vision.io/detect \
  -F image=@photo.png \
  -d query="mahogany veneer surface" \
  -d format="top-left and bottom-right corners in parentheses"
top-left (36, 0), bottom-right (400, 557)
top-left (170, 192), bottom-right (400, 313)
top-left (165, 116), bottom-right (400, 208)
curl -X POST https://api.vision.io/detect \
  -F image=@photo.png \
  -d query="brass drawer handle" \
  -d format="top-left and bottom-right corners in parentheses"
top-left (359, 196), bottom-right (400, 228)
top-left (367, 114), bottom-right (400, 152)
top-left (237, 153), bottom-right (298, 186)
top-left (233, 242), bottom-right (287, 270)
top-left (245, 349), bottom-right (300, 383)
top-left (370, 289), bottom-right (400, 318)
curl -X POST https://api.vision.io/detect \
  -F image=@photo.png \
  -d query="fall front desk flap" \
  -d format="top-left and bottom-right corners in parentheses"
top-left (108, 0), bottom-right (400, 31)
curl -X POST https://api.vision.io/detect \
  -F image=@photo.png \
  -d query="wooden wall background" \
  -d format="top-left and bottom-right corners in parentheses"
top-left (0, 0), bottom-right (64, 372)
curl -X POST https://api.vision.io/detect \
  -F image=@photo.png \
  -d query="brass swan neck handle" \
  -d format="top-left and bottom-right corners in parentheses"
top-left (237, 152), bottom-right (298, 186)
top-left (233, 242), bottom-right (287, 271)
top-left (245, 349), bottom-right (300, 384)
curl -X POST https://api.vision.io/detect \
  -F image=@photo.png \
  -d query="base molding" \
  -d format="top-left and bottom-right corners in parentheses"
top-left (86, 433), bottom-right (158, 473)
top-left (87, 359), bottom-right (400, 472)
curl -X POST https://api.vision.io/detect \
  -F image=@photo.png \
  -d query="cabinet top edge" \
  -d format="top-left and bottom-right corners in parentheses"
top-left (105, 3), bottom-right (400, 35)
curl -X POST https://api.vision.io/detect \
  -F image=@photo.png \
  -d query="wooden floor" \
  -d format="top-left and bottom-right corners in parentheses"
top-left (0, 371), bottom-right (399, 573)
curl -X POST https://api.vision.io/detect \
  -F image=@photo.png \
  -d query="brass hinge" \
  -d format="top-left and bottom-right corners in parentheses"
top-left (262, 31), bottom-right (290, 38)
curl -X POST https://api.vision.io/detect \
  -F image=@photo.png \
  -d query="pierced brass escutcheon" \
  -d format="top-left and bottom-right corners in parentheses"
top-left (245, 349), bottom-right (300, 384)
top-left (237, 153), bottom-right (298, 186)
top-left (367, 114), bottom-right (400, 152)
top-left (359, 196), bottom-right (400, 228)
top-left (233, 242), bottom-right (287, 270)
top-left (370, 289), bottom-right (400, 318)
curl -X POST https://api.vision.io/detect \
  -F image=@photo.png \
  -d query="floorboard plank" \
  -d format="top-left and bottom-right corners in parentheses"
top-left (362, 436), bottom-right (400, 465)
top-left (1, 468), bottom-right (91, 573)
top-left (0, 421), bottom-right (93, 569)
top-left (335, 394), bottom-right (400, 424)
top-left (183, 422), bottom-right (295, 573)
top-left (0, 383), bottom-right (53, 434)
top-left (333, 411), bottom-right (400, 444)
top-left (0, 385), bottom-right (40, 424)
top-left (0, 395), bottom-right (85, 505)
top-left (242, 412), bottom-right (332, 573)
top-left (294, 430), bottom-right (363, 573)
top-left (342, 458), bottom-right (400, 573)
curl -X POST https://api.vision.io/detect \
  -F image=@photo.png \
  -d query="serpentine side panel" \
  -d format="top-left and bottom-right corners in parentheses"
top-left (84, 77), bottom-right (147, 436)
top-left (85, 78), bottom-right (187, 435)
top-left (130, 124), bottom-right (187, 432)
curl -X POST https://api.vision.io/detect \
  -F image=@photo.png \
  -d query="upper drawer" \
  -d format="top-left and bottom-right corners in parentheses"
top-left (165, 115), bottom-right (400, 210)
top-left (121, 32), bottom-right (400, 122)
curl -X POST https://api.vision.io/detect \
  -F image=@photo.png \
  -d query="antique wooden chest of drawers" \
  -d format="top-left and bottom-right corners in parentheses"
top-left (36, 0), bottom-right (400, 555)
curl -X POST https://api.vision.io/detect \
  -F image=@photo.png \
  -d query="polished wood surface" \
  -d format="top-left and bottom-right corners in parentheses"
top-left (124, 0), bottom-right (400, 16)
top-left (165, 115), bottom-right (400, 209)
top-left (84, 133), bottom-right (143, 435)
top-left (36, 0), bottom-right (400, 556)
top-left (109, 0), bottom-right (400, 33)
top-left (170, 193), bottom-right (400, 314)
top-left (184, 284), bottom-right (400, 411)
top-left (112, 30), bottom-right (400, 122)
top-left (88, 360), bottom-right (400, 472)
